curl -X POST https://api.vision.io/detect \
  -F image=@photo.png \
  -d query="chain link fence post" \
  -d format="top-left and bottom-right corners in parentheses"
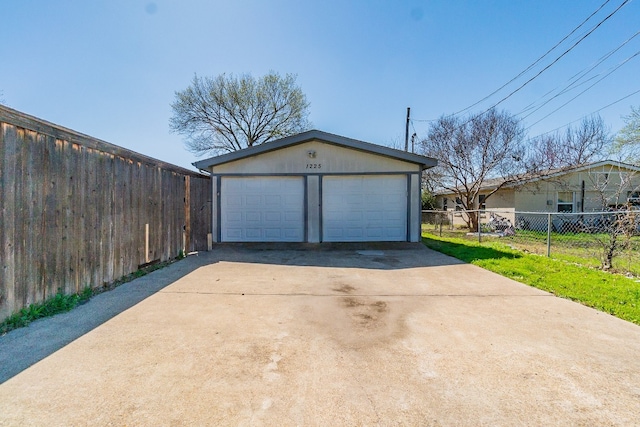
top-left (546, 213), bottom-right (552, 257)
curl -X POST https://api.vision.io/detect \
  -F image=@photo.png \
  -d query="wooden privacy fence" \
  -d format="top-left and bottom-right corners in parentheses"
top-left (0, 106), bottom-right (211, 319)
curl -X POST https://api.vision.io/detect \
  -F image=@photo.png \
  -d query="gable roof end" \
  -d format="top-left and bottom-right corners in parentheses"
top-left (192, 130), bottom-right (437, 170)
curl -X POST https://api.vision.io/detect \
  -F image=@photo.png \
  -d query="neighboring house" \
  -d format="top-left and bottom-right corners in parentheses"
top-left (434, 160), bottom-right (640, 227)
top-left (194, 130), bottom-right (437, 243)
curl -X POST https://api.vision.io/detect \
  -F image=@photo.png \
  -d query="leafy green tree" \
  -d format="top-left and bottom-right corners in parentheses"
top-left (421, 191), bottom-right (437, 210)
top-left (170, 72), bottom-right (311, 156)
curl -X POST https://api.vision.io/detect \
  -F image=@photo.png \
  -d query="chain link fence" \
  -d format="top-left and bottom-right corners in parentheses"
top-left (422, 209), bottom-right (640, 277)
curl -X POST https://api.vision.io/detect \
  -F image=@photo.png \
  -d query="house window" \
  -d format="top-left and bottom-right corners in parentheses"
top-left (557, 191), bottom-right (574, 212)
top-left (442, 197), bottom-right (448, 210)
top-left (628, 191), bottom-right (640, 206)
top-left (454, 197), bottom-right (463, 212)
top-left (478, 195), bottom-right (487, 210)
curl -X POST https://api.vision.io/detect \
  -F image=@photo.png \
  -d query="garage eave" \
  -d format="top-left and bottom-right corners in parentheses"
top-left (192, 130), bottom-right (437, 170)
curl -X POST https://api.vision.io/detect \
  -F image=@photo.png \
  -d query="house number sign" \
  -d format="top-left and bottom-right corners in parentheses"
top-left (306, 163), bottom-right (322, 169)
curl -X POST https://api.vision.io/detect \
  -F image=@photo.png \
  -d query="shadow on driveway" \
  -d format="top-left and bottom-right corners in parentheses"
top-left (197, 242), bottom-right (468, 270)
top-left (0, 254), bottom-right (210, 383)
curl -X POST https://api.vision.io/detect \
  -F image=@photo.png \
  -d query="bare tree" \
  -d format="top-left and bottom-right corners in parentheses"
top-left (170, 72), bottom-right (311, 156)
top-left (583, 165), bottom-right (640, 270)
top-left (419, 109), bottom-right (526, 230)
top-left (527, 115), bottom-right (611, 170)
top-left (614, 106), bottom-right (640, 163)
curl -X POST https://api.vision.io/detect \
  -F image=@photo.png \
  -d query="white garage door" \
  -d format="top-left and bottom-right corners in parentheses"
top-left (322, 175), bottom-right (407, 242)
top-left (221, 177), bottom-right (304, 242)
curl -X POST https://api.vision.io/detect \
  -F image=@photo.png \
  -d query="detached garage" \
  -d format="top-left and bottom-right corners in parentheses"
top-left (193, 130), bottom-right (437, 243)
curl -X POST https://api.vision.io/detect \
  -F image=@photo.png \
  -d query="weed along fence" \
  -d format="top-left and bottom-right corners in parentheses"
top-left (422, 209), bottom-right (640, 277)
top-left (0, 105), bottom-right (211, 320)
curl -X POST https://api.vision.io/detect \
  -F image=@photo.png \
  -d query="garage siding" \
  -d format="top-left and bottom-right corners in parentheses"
top-left (203, 135), bottom-right (434, 244)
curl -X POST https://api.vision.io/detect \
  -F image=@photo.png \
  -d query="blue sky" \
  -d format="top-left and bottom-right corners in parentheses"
top-left (2, 0), bottom-right (639, 170)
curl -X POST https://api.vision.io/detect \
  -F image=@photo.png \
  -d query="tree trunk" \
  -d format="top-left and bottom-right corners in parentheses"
top-left (468, 211), bottom-right (479, 232)
top-left (603, 233), bottom-right (617, 270)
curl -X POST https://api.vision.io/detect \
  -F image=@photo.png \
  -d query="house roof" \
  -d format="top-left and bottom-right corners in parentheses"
top-left (435, 160), bottom-right (640, 196)
top-left (192, 130), bottom-right (438, 170)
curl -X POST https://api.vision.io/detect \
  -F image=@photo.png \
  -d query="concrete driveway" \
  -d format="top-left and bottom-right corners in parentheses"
top-left (1, 244), bottom-right (640, 426)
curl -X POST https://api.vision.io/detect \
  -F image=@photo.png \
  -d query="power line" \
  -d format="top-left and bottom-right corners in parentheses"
top-left (517, 30), bottom-right (640, 118)
top-left (527, 88), bottom-right (640, 138)
top-left (453, 0), bottom-right (614, 116)
top-left (525, 49), bottom-right (640, 130)
top-left (415, 0), bottom-right (632, 132)
top-left (409, 0), bottom-right (634, 133)
top-left (480, 0), bottom-right (631, 116)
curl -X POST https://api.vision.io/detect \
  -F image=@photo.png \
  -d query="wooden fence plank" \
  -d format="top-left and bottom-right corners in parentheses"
top-left (113, 157), bottom-right (124, 280)
top-left (63, 141), bottom-right (73, 293)
top-left (24, 130), bottom-right (42, 305)
top-left (14, 128), bottom-right (27, 310)
top-left (87, 149), bottom-right (100, 287)
top-left (43, 135), bottom-right (58, 300)
top-left (34, 134), bottom-right (47, 302)
top-left (184, 176), bottom-right (191, 252)
top-left (0, 124), bottom-right (6, 317)
top-left (0, 124), bottom-right (17, 319)
top-left (105, 153), bottom-right (116, 285)
top-left (52, 139), bottom-right (66, 297)
top-left (81, 146), bottom-right (93, 290)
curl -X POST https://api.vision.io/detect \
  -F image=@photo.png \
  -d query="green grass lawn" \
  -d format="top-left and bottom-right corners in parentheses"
top-left (422, 224), bottom-right (640, 276)
top-left (0, 259), bottom-right (177, 334)
top-left (422, 234), bottom-right (640, 325)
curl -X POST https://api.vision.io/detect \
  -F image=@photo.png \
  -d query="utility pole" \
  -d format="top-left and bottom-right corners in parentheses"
top-left (404, 107), bottom-right (410, 152)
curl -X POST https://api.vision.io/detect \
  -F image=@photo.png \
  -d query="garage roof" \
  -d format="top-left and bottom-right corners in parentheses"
top-left (193, 130), bottom-right (437, 170)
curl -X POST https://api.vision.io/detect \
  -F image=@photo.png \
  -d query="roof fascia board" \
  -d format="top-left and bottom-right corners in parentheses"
top-left (502, 160), bottom-right (640, 189)
top-left (435, 160), bottom-right (640, 196)
top-left (193, 130), bottom-right (437, 170)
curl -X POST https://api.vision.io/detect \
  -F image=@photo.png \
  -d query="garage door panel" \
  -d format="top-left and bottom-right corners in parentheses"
top-left (264, 195), bottom-right (281, 205)
top-left (325, 228), bottom-right (344, 239)
top-left (283, 194), bottom-right (301, 205)
top-left (264, 212), bottom-right (281, 222)
top-left (245, 228), bottom-right (262, 238)
top-left (345, 229), bottom-right (364, 238)
top-left (221, 177), bottom-right (304, 242)
top-left (385, 193), bottom-right (406, 204)
top-left (225, 228), bottom-right (242, 239)
top-left (284, 211), bottom-right (300, 221)
top-left (323, 175), bottom-right (407, 242)
top-left (264, 229), bottom-right (282, 239)
top-left (285, 228), bottom-right (301, 238)
top-left (365, 211), bottom-right (384, 221)
top-left (246, 212), bottom-right (261, 222)
top-left (347, 195), bottom-right (363, 205)
top-left (366, 228), bottom-right (383, 238)
top-left (385, 210), bottom-right (405, 221)
top-left (345, 211), bottom-right (363, 221)
top-left (365, 194), bottom-right (384, 205)
top-left (225, 195), bottom-right (243, 207)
